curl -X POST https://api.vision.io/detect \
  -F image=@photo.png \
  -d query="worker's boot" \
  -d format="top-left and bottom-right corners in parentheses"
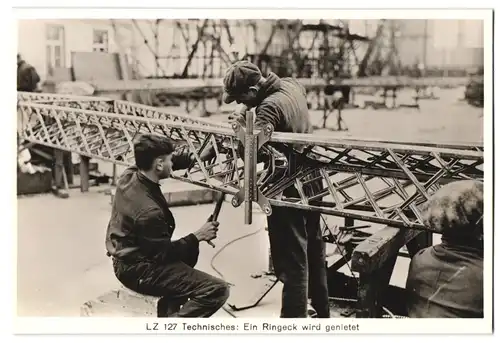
top-left (157, 297), bottom-right (188, 317)
top-left (307, 303), bottom-right (318, 318)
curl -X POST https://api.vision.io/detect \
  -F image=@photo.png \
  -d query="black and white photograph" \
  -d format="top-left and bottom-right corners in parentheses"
top-left (10, 4), bottom-right (493, 337)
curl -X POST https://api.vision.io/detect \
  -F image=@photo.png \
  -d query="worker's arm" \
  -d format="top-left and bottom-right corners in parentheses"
top-left (135, 208), bottom-right (199, 263)
top-left (254, 103), bottom-right (282, 131)
top-left (171, 143), bottom-right (215, 171)
top-left (171, 144), bottom-right (192, 170)
top-left (230, 104), bottom-right (283, 163)
top-left (230, 104), bottom-right (281, 132)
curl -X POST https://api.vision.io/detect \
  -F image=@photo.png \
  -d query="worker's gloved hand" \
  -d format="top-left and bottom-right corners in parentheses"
top-left (199, 144), bottom-right (216, 162)
top-left (188, 144), bottom-right (217, 164)
top-left (193, 221), bottom-right (219, 242)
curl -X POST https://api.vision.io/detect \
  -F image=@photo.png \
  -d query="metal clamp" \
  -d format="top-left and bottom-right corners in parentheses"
top-left (231, 110), bottom-right (273, 224)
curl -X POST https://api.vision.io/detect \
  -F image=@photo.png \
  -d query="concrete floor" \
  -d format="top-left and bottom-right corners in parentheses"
top-left (16, 185), bottom-right (416, 318)
top-left (16, 86), bottom-right (484, 317)
top-left (17, 188), bottom-right (277, 317)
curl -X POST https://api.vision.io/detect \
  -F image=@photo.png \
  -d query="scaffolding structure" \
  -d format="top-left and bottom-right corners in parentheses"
top-left (102, 19), bottom-right (468, 118)
top-left (245, 20), bottom-right (372, 80)
top-left (112, 19), bottom-right (451, 83)
top-left (111, 19), bottom-right (379, 81)
top-left (111, 19), bottom-right (262, 79)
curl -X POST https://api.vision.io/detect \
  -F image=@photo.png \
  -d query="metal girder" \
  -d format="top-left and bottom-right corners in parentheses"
top-left (17, 93), bottom-right (484, 231)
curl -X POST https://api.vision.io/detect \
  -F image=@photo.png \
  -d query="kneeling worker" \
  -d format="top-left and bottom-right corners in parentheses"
top-left (105, 133), bottom-right (230, 317)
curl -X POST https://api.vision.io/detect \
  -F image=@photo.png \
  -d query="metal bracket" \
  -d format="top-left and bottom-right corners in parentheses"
top-left (231, 111), bottom-right (273, 224)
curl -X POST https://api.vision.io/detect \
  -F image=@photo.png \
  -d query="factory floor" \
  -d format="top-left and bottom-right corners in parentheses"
top-left (16, 185), bottom-right (414, 318)
top-left (16, 87), bottom-right (484, 318)
top-left (16, 186), bottom-right (274, 317)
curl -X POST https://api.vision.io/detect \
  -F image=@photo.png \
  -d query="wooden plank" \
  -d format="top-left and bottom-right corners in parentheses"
top-left (81, 287), bottom-right (160, 317)
top-left (79, 155), bottom-right (90, 192)
top-left (117, 54), bottom-right (130, 81)
top-left (54, 149), bottom-right (64, 189)
top-left (90, 76), bottom-right (467, 93)
top-left (52, 149), bottom-right (69, 199)
top-left (406, 231), bottom-right (433, 257)
top-left (71, 51), bottom-right (122, 82)
top-left (64, 152), bottom-right (74, 185)
top-left (351, 226), bottom-right (421, 274)
top-left (356, 255), bottom-right (398, 318)
top-left (352, 226), bottom-right (431, 318)
top-left (112, 164), bottom-right (117, 186)
top-left (92, 78), bottom-right (224, 92)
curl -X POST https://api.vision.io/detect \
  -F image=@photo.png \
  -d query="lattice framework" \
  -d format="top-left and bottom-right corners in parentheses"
top-left (17, 92), bottom-right (483, 231)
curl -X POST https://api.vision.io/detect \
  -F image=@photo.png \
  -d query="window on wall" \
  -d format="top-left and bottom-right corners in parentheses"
top-left (46, 24), bottom-right (65, 75)
top-left (93, 29), bottom-right (109, 52)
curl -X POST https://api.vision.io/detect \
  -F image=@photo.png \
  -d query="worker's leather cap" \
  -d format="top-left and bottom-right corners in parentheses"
top-left (420, 180), bottom-right (483, 239)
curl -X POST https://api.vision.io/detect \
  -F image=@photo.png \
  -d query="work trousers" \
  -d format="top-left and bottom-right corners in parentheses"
top-left (112, 250), bottom-right (229, 318)
top-left (267, 205), bottom-right (330, 318)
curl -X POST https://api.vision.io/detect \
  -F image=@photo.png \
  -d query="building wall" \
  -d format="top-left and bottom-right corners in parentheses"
top-left (340, 19), bottom-right (484, 71)
top-left (18, 18), bottom-right (255, 80)
top-left (396, 19), bottom-right (484, 69)
top-left (17, 19), bottom-right (133, 81)
top-left (17, 18), bottom-right (485, 82)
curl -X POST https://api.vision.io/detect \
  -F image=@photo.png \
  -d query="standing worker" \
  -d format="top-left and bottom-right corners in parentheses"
top-left (222, 60), bottom-right (330, 318)
top-left (105, 134), bottom-right (229, 317)
top-left (17, 53), bottom-right (40, 92)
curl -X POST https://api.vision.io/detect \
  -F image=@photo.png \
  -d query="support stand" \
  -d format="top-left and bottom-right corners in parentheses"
top-left (225, 110), bottom-right (278, 311)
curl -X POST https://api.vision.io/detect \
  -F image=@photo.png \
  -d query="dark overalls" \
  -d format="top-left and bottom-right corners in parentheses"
top-left (105, 150), bottom-right (229, 317)
top-left (252, 72), bottom-right (330, 318)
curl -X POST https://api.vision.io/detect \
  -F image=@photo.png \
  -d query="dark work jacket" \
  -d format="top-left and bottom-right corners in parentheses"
top-left (405, 242), bottom-right (483, 318)
top-left (105, 146), bottom-right (199, 264)
top-left (251, 72), bottom-right (320, 198)
top-left (253, 72), bottom-right (313, 135)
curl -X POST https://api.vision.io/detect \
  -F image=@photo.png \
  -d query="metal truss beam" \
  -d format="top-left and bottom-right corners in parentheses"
top-left (18, 92), bottom-right (483, 231)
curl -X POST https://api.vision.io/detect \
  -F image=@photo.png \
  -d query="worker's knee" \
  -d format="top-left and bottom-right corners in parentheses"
top-left (204, 280), bottom-right (230, 307)
top-left (213, 281), bottom-right (230, 306)
top-left (276, 266), bottom-right (308, 285)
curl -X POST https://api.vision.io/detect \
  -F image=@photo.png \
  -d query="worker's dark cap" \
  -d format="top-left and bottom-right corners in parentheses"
top-left (222, 61), bottom-right (262, 104)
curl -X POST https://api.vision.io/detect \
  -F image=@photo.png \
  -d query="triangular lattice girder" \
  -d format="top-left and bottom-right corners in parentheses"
top-left (17, 93), bottom-right (483, 231)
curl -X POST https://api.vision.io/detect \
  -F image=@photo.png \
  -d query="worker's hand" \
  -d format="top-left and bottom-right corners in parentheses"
top-left (193, 221), bottom-right (220, 242)
top-left (228, 112), bottom-right (246, 127)
top-left (199, 145), bottom-right (216, 162)
top-left (189, 145), bottom-right (216, 164)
